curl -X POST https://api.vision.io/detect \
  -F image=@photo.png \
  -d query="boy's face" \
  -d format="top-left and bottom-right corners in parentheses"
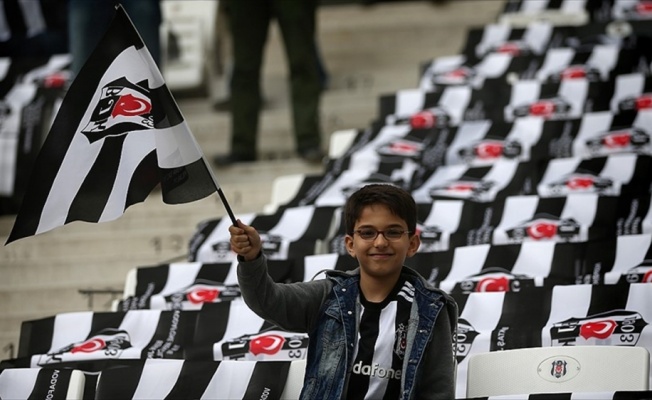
top-left (345, 204), bottom-right (420, 280)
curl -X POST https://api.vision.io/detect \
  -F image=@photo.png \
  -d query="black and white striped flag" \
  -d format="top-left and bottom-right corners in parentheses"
top-left (6, 6), bottom-right (216, 244)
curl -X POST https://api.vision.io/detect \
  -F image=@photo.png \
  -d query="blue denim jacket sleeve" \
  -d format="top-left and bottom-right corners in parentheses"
top-left (410, 302), bottom-right (456, 400)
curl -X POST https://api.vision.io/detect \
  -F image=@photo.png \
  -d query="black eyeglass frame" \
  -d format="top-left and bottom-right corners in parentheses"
top-left (352, 228), bottom-right (413, 241)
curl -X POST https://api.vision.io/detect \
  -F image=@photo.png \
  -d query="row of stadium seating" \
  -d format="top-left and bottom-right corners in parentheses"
top-left (2, 0), bottom-right (652, 398)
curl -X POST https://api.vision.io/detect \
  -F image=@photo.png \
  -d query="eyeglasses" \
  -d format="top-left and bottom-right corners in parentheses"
top-left (353, 228), bottom-right (411, 241)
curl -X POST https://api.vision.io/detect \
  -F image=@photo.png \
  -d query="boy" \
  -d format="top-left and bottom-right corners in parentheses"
top-left (229, 184), bottom-right (458, 399)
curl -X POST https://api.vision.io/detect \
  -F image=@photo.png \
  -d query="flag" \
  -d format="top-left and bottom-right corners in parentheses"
top-left (6, 6), bottom-right (216, 244)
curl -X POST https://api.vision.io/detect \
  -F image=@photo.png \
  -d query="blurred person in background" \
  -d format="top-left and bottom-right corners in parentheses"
top-left (0, 0), bottom-right (68, 57)
top-left (68, 0), bottom-right (162, 76)
top-left (212, 1), bottom-right (329, 112)
top-left (213, 0), bottom-right (325, 166)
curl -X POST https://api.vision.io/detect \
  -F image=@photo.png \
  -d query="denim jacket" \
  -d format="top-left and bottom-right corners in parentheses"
top-left (237, 254), bottom-right (458, 400)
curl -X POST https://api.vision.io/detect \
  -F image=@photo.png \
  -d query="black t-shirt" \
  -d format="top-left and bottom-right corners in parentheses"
top-left (346, 276), bottom-right (414, 400)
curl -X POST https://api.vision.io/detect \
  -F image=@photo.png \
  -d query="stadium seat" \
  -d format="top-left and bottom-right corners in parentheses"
top-left (123, 267), bottom-right (138, 298)
top-left (262, 128), bottom-right (360, 214)
top-left (328, 129), bottom-right (358, 159)
top-left (466, 346), bottom-right (650, 398)
top-left (0, 368), bottom-right (85, 399)
top-left (280, 359), bottom-right (306, 399)
top-left (263, 174), bottom-right (306, 214)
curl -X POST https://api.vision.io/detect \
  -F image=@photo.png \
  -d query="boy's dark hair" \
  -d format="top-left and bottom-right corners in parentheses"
top-left (344, 184), bottom-right (417, 235)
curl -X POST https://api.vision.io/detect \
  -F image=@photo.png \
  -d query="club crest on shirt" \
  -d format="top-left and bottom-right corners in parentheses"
top-left (394, 323), bottom-right (407, 360)
top-left (81, 77), bottom-right (154, 142)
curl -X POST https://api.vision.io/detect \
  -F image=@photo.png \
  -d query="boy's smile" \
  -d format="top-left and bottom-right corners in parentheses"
top-left (345, 204), bottom-right (420, 283)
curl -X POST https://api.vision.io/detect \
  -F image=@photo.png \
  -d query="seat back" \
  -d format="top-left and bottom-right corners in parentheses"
top-left (466, 346), bottom-right (650, 398)
top-left (263, 174), bottom-right (306, 214)
top-left (280, 359), bottom-right (307, 399)
top-left (0, 368), bottom-right (85, 399)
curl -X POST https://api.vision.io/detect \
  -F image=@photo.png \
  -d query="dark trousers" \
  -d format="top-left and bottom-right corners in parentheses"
top-left (228, 0), bottom-right (322, 157)
top-left (68, 0), bottom-right (161, 75)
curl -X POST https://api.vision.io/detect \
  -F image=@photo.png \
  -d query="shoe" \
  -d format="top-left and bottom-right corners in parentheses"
top-left (298, 147), bottom-right (325, 164)
top-left (213, 153), bottom-right (256, 166)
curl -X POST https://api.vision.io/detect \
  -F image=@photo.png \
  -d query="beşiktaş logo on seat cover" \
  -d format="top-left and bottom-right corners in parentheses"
top-left (550, 310), bottom-right (648, 346)
top-left (154, 279), bottom-right (242, 310)
top-left (214, 328), bottom-right (309, 361)
top-left (442, 267), bottom-right (537, 294)
top-left (81, 77), bottom-right (155, 143)
top-left (35, 328), bottom-right (132, 366)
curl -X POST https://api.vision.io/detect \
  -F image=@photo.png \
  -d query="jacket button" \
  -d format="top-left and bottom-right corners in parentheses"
top-left (347, 311), bottom-right (353, 315)
top-left (342, 288), bottom-right (347, 292)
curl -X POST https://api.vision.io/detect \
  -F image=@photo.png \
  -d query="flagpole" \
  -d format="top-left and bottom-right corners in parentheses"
top-left (202, 158), bottom-right (238, 226)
